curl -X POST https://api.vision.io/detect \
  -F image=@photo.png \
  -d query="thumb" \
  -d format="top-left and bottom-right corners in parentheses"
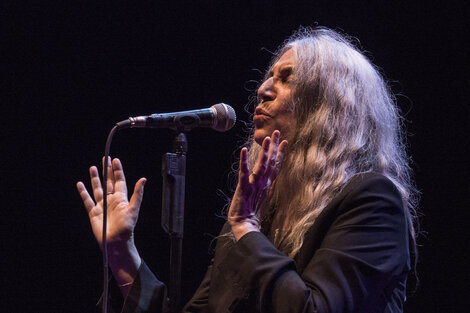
top-left (129, 178), bottom-right (147, 210)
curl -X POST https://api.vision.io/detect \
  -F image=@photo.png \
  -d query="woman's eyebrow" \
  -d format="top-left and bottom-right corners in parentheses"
top-left (267, 62), bottom-right (293, 78)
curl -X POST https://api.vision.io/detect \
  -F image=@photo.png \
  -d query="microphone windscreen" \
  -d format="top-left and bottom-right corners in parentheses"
top-left (211, 103), bottom-right (236, 132)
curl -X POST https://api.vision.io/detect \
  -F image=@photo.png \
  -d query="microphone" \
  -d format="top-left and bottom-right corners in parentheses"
top-left (116, 103), bottom-right (236, 132)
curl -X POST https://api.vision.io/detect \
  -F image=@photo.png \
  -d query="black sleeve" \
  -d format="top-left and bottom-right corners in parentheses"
top-left (180, 264), bottom-right (213, 313)
top-left (103, 260), bottom-right (169, 313)
top-left (215, 174), bottom-right (409, 313)
top-left (181, 222), bottom-right (233, 313)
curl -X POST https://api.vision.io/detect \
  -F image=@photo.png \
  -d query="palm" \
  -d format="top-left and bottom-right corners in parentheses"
top-left (88, 195), bottom-right (129, 245)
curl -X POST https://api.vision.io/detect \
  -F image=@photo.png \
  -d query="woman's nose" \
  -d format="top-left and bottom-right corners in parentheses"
top-left (257, 77), bottom-right (275, 102)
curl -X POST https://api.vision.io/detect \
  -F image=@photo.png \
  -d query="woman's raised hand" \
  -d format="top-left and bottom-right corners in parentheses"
top-left (76, 158), bottom-right (146, 249)
top-left (228, 130), bottom-right (288, 241)
top-left (77, 159), bottom-right (146, 247)
top-left (76, 158), bottom-right (145, 294)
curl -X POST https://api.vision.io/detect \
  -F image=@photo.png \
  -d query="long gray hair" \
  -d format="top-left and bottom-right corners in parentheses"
top-left (242, 27), bottom-right (419, 258)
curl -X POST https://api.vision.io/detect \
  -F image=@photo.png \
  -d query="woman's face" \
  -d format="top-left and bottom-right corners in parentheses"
top-left (254, 49), bottom-right (297, 145)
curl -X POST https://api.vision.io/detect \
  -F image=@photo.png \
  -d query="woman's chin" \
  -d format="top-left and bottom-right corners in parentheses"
top-left (254, 129), bottom-right (269, 145)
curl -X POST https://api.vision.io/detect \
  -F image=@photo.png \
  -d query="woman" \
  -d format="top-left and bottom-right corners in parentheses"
top-left (77, 27), bottom-right (418, 312)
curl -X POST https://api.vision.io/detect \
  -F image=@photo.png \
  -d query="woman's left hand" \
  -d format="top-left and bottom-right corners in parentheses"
top-left (228, 130), bottom-right (288, 241)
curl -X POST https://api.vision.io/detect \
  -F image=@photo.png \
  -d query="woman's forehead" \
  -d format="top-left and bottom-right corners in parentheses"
top-left (269, 49), bottom-right (295, 73)
top-left (276, 49), bottom-right (295, 66)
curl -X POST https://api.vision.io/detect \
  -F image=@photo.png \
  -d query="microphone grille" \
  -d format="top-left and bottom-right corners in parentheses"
top-left (211, 103), bottom-right (236, 132)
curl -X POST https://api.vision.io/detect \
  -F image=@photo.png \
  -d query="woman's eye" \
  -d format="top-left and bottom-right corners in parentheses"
top-left (280, 68), bottom-right (293, 82)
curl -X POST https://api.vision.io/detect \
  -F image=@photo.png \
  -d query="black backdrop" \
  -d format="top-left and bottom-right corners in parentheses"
top-left (2, 1), bottom-right (468, 312)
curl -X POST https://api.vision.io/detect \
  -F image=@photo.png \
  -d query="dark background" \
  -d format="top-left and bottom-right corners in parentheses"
top-left (2, 1), bottom-right (468, 312)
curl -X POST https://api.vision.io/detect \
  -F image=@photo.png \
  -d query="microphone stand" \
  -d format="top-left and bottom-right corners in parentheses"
top-left (161, 132), bottom-right (187, 313)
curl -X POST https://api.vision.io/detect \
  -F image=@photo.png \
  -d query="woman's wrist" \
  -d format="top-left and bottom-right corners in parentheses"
top-left (107, 239), bottom-right (142, 288)
top-left (230, 221), bottom-right (260, 241)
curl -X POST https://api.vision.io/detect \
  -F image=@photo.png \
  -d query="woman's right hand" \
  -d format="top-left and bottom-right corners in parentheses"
top-left (76, 157), bottom-right (146, 295)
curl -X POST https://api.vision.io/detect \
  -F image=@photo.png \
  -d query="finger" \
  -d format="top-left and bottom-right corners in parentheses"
top-left (89, 166), bottom-right (103, 203)
top-left (272, 140), bottom-right (288, 178)
top-left (239, 147), bottom-right (250, 187)
top-left (252, 136), bottom-right (271, 180)
top-left (129, 178), bottom-right (147, 212)
top-left (112, 158), bottom-right (128, 195)
top-left (276, 140), bottom-right (288, 162)
top-left (76, 181), bottom-right (96, 213)
top-left (265, 130), bottom-right (280, 178)
top-left (103, 156), bottom-right (114, 194)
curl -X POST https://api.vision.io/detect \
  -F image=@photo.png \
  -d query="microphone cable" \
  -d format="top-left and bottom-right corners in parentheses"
top-left (101, 125), bottom-right (119, 313)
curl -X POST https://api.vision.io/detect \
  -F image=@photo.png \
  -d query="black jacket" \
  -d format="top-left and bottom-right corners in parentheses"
top-left (110, 172), bottom-right (410, 313)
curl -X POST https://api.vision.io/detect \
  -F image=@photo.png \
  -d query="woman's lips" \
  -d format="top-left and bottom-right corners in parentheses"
top-left (253, 112), bottom-right (270, 127)
top-left (255, 106), bottom-right (270, 117)
top-left (253, 107), bottom-right (271, 119)
top-left (254, 107), bottom-right (272, 127)
top-left (253, 114), bottom-right (269, 121)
